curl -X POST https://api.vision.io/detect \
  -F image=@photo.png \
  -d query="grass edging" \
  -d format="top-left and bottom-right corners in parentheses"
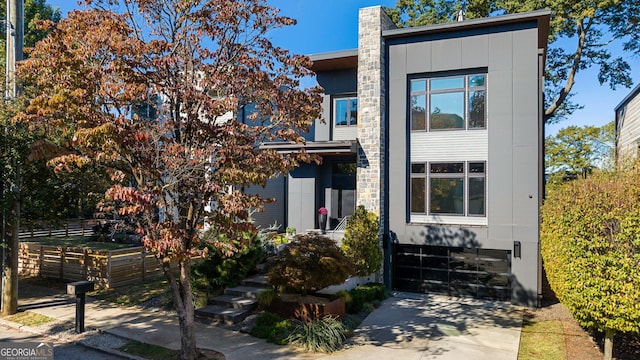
top-left (517, 320), bottom-right (566, 360)
top-left (117, 340), bottom-right (179, 360)
top-left (4, 311), bottom-right (56, 327)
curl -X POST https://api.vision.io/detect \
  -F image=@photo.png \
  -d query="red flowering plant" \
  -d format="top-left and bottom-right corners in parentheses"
top-left (318, 207), bottom-right (328, 215)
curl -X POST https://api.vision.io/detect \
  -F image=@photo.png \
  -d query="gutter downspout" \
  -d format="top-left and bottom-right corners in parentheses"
top-left (537, 48), bottom-right (545, 308)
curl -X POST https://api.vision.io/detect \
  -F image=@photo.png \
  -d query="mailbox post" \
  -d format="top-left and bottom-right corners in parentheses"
top-left (67, 281), bottom-right (95, 333)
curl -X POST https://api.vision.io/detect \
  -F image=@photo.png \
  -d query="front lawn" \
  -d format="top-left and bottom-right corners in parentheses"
top-left (21, 235), bottom-right (135, 250)
top-left (89, 278), bottom-right (171, 307)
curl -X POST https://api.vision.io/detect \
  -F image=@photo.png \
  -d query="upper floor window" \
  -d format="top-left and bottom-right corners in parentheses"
top-left (411, 74), bottom-right (486, 131)
top-left (334, 97), bottom-right (358, 127)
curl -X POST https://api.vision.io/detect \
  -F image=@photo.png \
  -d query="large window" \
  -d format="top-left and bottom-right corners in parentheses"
top-left (411, 161), bottom-right (486, 217)
top-left (411, 74), bottom-right (486, 131)
top-left (334, 97), bottom-right (358, 127)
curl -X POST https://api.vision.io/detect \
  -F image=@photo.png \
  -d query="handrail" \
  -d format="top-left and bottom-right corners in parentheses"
top-left (332, 215), bottom-right (351, 233)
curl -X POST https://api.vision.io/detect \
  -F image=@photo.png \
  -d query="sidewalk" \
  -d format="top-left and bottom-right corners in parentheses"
top-left (3, 283), bottom-right (523, 360)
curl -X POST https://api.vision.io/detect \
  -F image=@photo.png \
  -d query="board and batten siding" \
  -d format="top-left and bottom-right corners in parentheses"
top-left (333, 126), bottom-right (357, 141)
top-left (617, 92), bottom-right (640, 161)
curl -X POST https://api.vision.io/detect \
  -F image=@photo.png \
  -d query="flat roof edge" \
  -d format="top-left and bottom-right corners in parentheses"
top-left (309, 49), bottom-right (358, 62)
top-left (615, 83), bottom-right (640, 111)
top-left (382, 9), bottom-right (551, 39)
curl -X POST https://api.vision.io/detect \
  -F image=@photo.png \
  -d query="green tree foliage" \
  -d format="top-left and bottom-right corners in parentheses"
top-left (541, 170), bottom-right (640, 359)
top-left (0, 0), bottom-right (61, 72)
top-left (387, 0), bottom-right (639, 122)
top-left (341, 205), bottom-right (382, 277)
top-left (545, 122), bottom-right (614, 183)
top-left (268, 235), bottom-right (355, 295)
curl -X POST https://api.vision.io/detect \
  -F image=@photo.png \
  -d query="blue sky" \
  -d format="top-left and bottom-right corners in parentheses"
top-left (48, 0), bottom-right (639, 135)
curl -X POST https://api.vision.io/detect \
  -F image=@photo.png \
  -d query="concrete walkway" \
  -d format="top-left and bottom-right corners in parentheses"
top-left (7, 284), bottom-right (523, 359)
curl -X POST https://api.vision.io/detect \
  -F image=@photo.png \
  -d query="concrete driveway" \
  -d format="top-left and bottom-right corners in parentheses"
top-left (323, 292), bottom-right (523, 360)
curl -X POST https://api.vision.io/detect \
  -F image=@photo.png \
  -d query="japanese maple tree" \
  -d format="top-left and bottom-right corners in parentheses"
top-left (16, 1), bottom-right (321, 358)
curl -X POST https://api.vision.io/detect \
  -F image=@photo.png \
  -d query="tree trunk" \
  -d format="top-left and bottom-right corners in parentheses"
top-left (603, 328), bottom-right (614, 360)
top-left (2, 183), bottom-right (19, 316)
top-left (169, 259), bottom-right (197, 360)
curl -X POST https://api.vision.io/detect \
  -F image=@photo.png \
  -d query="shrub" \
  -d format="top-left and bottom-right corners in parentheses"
top-left (341, 205), bottom-right (382, 276)
top-left (192, 229), bottom-right (262, 290)
top-left (347, 283), bottom-right (388, 314)
top-left (286, 316), bottom-right (348, 353)
top-left (250, 312), bottom-right (295, 345)
top-left (257, 288), bottom-right (278, 308)
top-left (268, 234), bottom-right (355, 295)
top-left (541, 170), bottom-right (640, 359)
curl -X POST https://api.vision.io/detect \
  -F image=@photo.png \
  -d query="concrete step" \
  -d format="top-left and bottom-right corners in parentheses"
top-left (242, 274), bottom-right (270, 288)
top-left (210, 294), bottom-right (258, 310)
top-left (224, 285), bottom-right (265, 299)
top-left (195, 305), bottom-right (251, 326)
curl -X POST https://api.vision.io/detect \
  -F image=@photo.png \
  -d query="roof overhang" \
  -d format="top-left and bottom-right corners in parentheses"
top-left (309, 49), bottom-right (358, 72)
top-left (259, 140), bottom-right (357, 155)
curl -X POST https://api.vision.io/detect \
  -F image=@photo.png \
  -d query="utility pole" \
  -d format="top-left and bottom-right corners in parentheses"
top-left (2, 0), bottom-right (23, 316)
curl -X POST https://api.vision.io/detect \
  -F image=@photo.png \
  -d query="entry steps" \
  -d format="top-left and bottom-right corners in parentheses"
top-left (195, 274), bottom-right (270, 325)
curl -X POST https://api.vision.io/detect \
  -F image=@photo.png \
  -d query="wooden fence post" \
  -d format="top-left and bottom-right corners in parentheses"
top-left (39, 246), bottom-right (43, 277)
top-left (59, 248), bottom-right (64, 280)
top-left (65, 223), bottom-right (69, 237)
top-left (142, 249), bottom-right (146, 282)
top-left (83, 249), bottom-right (88, 279)
top-left (107, 252), bottom-right (112, 288)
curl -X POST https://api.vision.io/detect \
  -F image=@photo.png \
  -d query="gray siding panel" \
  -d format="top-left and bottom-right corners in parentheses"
top-left (488, 32), bottom-right (513, 71)
top-left (287, 165), bottom-right (316, 233)
top-left (315, 95), bottom-right (331, 141)
top-left (406, 42), bottom-right (431, 74)
top-left (461, 35), bottom-right (489, 69)
top-left (246, 176), bottom-right (286, 230)
top-left (487, 69), bottom-right (513, 237)
top-left (389, 44), bottom-right (407, 81)
top-left (431, 38), bottom-right (462, 72)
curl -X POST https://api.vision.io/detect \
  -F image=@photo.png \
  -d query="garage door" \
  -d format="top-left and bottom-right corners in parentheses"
top-left (393, 245), bottom-right (511, 301)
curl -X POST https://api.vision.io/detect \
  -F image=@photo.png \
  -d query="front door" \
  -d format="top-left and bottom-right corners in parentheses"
top-left (330, 163), bottom-right (356, 228)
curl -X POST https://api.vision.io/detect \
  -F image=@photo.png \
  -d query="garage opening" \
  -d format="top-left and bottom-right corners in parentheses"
top-left (393, 244), bottom-right (511, 301)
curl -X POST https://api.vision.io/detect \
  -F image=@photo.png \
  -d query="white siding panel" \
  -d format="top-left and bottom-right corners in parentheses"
top-left (618, 96), bottom-right (640, 161)
top-left (410, 130), bottom-right (488, 162)
top-left (333, 126), bottom-right (357, 141)
top-left (410, 214), bottom-right (487, 226)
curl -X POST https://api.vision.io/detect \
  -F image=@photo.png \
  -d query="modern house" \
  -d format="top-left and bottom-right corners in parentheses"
top-left (615, 84), bottom-right (640, 162)
top-left (257, 6), bottom-right (550, 306)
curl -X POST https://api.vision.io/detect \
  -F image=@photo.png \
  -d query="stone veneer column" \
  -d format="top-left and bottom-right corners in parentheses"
top-left (357, 6), bottom-right (396, 219)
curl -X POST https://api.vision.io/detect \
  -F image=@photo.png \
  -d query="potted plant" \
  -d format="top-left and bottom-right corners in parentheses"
top-left (317, 207), bottom-right (328, 232)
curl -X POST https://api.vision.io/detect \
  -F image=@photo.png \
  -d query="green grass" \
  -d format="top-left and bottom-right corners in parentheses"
top-left (89, 278), bottom-right (170, 307)
top-left (22, 235), bottom-right (134, 250)
top-left (5, 311), bottom-right (56, 326)
top-left (518, 320), bottom-right (566, 360)
top-left (118, 340), bottom-right (179, 360)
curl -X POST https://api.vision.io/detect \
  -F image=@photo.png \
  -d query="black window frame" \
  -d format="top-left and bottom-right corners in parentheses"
top-left (410, 161), bottom-right (486, 218)
top-left (410, 73), bottom-right (487, 132)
